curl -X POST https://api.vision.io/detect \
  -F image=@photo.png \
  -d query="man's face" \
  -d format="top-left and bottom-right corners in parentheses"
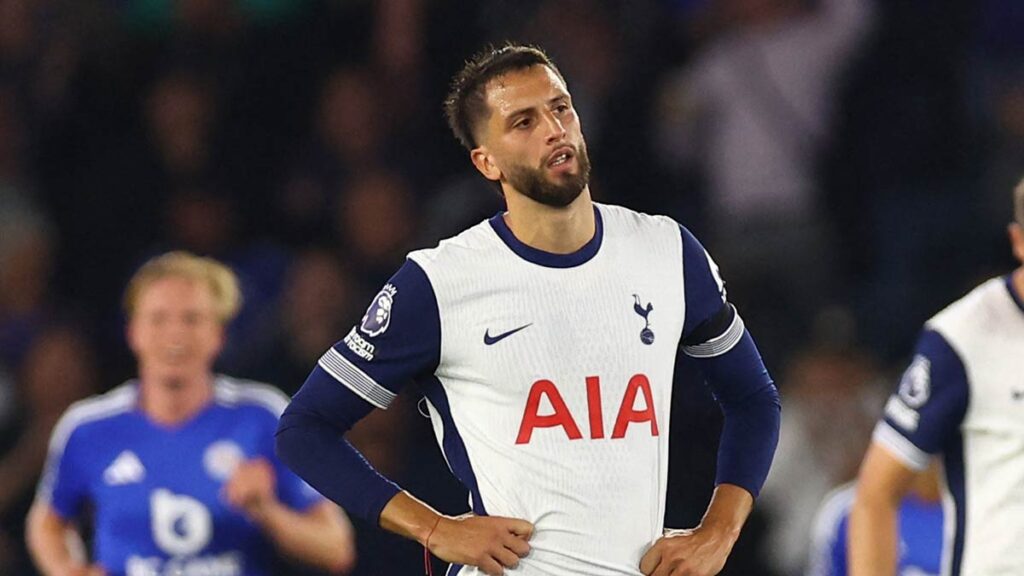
top-left (473, 65), bottom-right (591, 207)
top-left (128, 276), bottom-right (224, 384)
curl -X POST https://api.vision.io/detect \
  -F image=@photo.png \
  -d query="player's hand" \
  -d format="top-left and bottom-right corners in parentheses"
top-left (223, 458), bottom-right (278, 521)
top-left (427, 514), bottom-right (533, 576)
top-left (639, 526), bottom-right (736, 576)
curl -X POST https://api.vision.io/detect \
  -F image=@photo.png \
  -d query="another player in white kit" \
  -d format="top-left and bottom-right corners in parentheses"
top-left (276, 44), bottom-right (781, 576)
top-left (850, 178), bottom-right (1024, 576)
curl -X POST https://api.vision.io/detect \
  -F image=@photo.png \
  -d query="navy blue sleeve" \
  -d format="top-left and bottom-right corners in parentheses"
top-left (317, 259), bottom-right (441, 408)
top-left (874, 329), bottom-right (969, 470)
top-left (679, 225), bottom-right (731, 346)
top-left (693, 331), bottom-right (780, 497)
top-left (676, 224), bottom-right (780, 496)
top-left (276, 259), bottom-right (441, 523)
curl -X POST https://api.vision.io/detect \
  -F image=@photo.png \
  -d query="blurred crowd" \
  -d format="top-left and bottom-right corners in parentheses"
top-left (0, 0), bottom-right (1022, 574)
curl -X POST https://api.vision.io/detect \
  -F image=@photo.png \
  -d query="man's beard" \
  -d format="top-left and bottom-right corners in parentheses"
top-left (505, 142), bottom-right (592, 208)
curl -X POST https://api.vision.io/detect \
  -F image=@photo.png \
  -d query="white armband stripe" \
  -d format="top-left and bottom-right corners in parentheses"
top-left (318, 348), bottom-right (396, 410)
top-left (682, 313), bottom-right (745, 358)
top-left (872, 421), bottom-right (931, 471)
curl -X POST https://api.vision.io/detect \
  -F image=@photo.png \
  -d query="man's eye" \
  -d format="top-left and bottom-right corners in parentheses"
top-left (515, 118), bottom-right (531, 129)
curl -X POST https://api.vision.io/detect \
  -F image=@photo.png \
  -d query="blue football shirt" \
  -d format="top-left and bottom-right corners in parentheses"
top-left (38, 377), bottom-right (322, 576)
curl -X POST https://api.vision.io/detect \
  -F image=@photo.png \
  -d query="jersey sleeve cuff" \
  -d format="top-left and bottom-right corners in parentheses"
top-left (872, 421), bottom-right (931, 471)
top-left (318, 348), bottom-right (397, 409)
top-left (682, 312), bottom-right (745, 358)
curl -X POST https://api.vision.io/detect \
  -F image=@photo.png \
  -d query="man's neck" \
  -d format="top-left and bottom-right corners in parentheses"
top-left (138, 369), bottom-right (214, 425)
top-left (503, 188), bottom-right (595, 254)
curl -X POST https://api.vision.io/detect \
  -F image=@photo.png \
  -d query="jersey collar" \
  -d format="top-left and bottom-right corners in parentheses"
top-left (489, 205), bottom-right (603, 268)
top-left (1004, 273), bottom-right (1024, 314)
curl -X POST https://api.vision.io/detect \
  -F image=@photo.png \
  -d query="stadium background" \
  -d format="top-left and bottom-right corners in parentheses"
top-left (0, 0), bottom-right (1020, 574)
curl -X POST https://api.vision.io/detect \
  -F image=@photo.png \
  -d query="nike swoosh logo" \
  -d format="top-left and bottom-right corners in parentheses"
top-left (484, 323), bottom-right (533, 345)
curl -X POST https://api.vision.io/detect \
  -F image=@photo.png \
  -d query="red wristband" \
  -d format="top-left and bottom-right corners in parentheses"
top-left (423, 516), bottom-right (442, 576)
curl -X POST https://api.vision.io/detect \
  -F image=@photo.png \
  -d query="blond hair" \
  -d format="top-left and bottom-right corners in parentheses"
top-left (1016, 176), bottom-right (1024, 226)
top-left (123, 251), bottom-right (242, 323)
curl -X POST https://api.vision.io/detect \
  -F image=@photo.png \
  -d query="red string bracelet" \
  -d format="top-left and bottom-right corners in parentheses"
top-left (423, 516), bottom-right (442, 576)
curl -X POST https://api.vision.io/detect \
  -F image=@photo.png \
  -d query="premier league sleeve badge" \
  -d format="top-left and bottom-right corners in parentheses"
top-left (359, 284), bottom-right (398, 338)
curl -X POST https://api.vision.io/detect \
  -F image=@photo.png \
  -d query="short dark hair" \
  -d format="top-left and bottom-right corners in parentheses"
top-left (1016, 176), bottom-right (1024, 226)
top-left (444, 43), bottom-right (564, 150)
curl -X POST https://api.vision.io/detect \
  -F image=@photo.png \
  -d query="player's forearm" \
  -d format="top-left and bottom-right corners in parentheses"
top-left (697, 483), bottom-right (753, 545)
top-left (848, 492), bottom-right (900, 576)
top-left (276, 370), bottom-right (401, 522)
top-left (254, 501), bottom-right (356, 574)
top-left (697, 330), bottom-right (781, 497)
top-left (378, 491), bottom-right (444, 545)
top-left (26, 501), bottom-right (87, 576)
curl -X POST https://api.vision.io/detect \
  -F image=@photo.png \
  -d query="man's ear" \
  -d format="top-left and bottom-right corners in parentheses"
top-left (1009, 223), bottom-right (1024, 263)
top-left (470, 147), bottom-right (502, 182)
top-left (125, 322), bottom-right (138, 354)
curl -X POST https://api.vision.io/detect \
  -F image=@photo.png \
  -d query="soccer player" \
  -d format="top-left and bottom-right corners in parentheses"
top-left (26, 252), bottom-right (356, 576)
top-left (276, 44), bottom-right (781, 576)
top-left (849, 178), bottom-right (1024, 575)
top-left (807, 463), bottom-right (943, 576)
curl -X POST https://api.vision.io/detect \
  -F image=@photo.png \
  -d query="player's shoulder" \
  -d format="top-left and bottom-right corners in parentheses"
top-left (927, 276), bottom-right (1015, 345)
top-left (595, 202), bottom-right (680, 237)
top-left (50, 383), bottom-right (138, 451)
top-left (407, 216), bottom-right (504, 269)
top-left (807, 481), bottom-right (856, 576)
top-left (212, 375), bottom-right (290, 418)
top-left (811, 481), bottom-right (857, 539)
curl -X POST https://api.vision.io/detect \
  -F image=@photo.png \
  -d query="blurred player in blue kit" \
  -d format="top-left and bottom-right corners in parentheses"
top-left (807, 462), bottom-right (942, 576)
top-left (276, 44), bottom-right (781, 576)
top-left (26, 252), bottom-right (356, 576)
top-left (850, 178), bottom-right (1024, 575)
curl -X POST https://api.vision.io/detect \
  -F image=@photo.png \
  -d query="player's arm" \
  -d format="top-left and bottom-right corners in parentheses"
top-left (849, 329), bottom-right (968, 576)
top-left (224, 457), bottom-right (356, 574)
top-left (255, 501), bottom-right (355, 574)
top-left (275, 260), bottom-right (532, 575)
top-left (848, 444), bottom-right (916, 576)
top-left (379, 491), bottom-right (533, 575)
top-left (27, 412), bottom-right (103, 576)
top-left (26, 501), bottom-right (101, 576)
top-left (641, 226), bottom-right (780, 576)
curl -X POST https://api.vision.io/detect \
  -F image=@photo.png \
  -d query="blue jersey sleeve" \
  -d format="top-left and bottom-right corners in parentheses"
top-left (277, 260), bottom-right (441, 523)
top-left (256, 410), bottom-right (323, 512)
top-left (678, 226), bottom-right (745, 356)
top-left (694, 332), bottom-right (780, 497)
top-left (314, 259), bottom-right (440, 409)
top-left (676, 225), bottom-right (780, 497)
top-left (874, 329), bottom-right (969, 470)
top-left (831, 516), bottom-right (850, 576)
top-left (38, 417), bottom-right (91, 520)
top-left (807, 486), bottom-right (854, 576)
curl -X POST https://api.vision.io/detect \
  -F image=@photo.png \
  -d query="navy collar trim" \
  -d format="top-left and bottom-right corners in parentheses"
top-left (1004, 273), bottom-right (1024, 314)
top-left (488, 205), bottom-right (603, 268)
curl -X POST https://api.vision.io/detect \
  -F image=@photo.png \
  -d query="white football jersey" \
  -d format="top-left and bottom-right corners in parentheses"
top-left (874, 276), bottom-right (1024, 576)
top-left (323, 203), bottom-right (744, 575)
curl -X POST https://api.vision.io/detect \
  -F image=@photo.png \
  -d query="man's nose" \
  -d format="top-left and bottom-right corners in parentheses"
top-left (542, 112), bottom-right (566, 143)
